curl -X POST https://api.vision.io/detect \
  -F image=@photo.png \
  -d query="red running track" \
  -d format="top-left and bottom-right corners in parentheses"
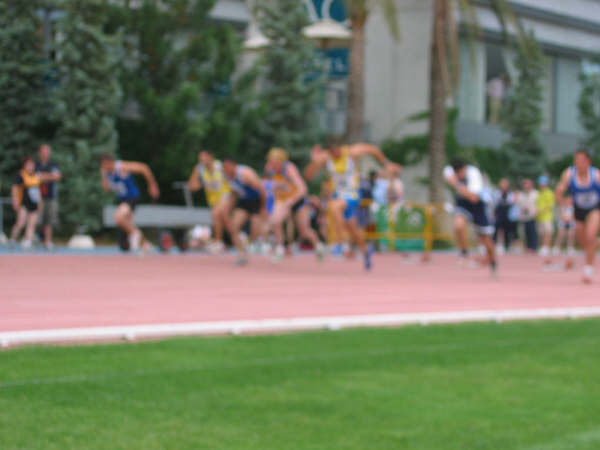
top-left (0, 252), bottom-right (598, 334)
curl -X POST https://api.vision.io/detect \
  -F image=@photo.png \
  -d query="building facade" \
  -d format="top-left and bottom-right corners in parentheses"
top-left (364, 0), bottom-right (600, 158)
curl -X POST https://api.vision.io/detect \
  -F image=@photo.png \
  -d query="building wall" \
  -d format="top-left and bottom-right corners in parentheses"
top-left (364, 0), bottom-right (433, 142)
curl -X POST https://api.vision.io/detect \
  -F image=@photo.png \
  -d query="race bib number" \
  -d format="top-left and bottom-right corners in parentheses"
top-left (28, 186), bottom-right (41, 203)
top-left (575, 191), bottom-right (599, 209)
top-left (110, 180), bottom-right (128, 196)
top-left (207, 180), bottom-right (222, 191)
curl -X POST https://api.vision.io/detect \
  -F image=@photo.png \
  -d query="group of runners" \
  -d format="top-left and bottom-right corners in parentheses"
top-left (95, 136), bottom-right (600, 282)
top-left (99, 137), bottom-right (399, 270)
top-left (8, 139), bottom-right (599, 282)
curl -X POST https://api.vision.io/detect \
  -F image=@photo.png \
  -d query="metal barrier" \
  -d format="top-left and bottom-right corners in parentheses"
top-left (326, 200), bottom-right (454, 252)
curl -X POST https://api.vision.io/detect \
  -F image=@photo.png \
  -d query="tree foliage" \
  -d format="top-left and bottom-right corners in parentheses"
top-left (0, 0), bottom-right (50, 190)
top-left (52, 0), bottom-right (122, 232)
top-left (250, 0), bottom-right (322, 165)
top-left (108, 0), bottom-right (251, 204)
top-left (500, 32), bottom-right (546, 183)
top-left (578, 59), bottom-right (600, 162)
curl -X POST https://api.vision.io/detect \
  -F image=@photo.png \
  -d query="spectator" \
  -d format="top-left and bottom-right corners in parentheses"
top-left (36, 144), bottom-right (62, 250)
top-left (553, 195), bottom-right (576, 261)
top-left (10, 157), bottom-right (42, 249)
top-left (487, 73), bottom-right (508, 125)
top-left (536, 176), bottom-right (555, 262)
top-left (518, 179), bottom-right (539, 252)
top-left (493, 178), bottom-right (516, 254)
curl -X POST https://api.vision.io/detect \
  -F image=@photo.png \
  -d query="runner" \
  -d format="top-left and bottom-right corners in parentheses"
top-left (555, 149), bottom-right (600, 283)
top-left (444, 159), bottom-right (497, 276)
top-left (10, 157), bottom-right (50, 249)
top-left (187, 150), bottom-right (232, 254)
top-left (222, 159), bottom-right (268, 266)
top-left (100, 153), bottom-right (160, 252)
top-left (265, 148), bottom-right (325, 263)
top-left (304, 136), bottom-right (400, 271)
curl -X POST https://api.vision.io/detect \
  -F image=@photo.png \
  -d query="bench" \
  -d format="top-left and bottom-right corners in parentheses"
top-left (102, 204), bottom-right (212, 228)
top-left (103, 182), bottom-right (212, 229)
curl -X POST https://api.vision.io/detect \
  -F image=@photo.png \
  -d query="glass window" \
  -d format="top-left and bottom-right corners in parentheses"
top-left (456, 40), bottom-right (486, 123)
top-left (555, 57), bottom-right (584, 135)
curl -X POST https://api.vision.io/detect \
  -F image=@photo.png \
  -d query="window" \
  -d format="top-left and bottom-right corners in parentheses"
top-left (554, 57), bottom-right (584, 135)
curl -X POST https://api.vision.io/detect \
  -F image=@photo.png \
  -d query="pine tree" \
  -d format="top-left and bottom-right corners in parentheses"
top-left (578, 59), bottom-right (600, 162)
top-left (250, 0), bottom-right (322, 164)
top-left (53, 0), bottom-right (121, 232)
top-left (110, 0), bottom-right (249, 204)
top-left (0, 0), bottom-right (49, 188)
top-left (501, 33), bottom-right (546, 183)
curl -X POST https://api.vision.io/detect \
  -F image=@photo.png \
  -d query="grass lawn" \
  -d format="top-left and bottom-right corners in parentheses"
top-left (1, 319), bottom-right (599, 449)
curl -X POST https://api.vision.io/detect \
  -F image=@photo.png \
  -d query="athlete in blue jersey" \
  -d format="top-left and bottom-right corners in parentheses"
top-left (223, 159), bottom-right (267, 265)
top-left (555, 149), bottom-right (600, 283)
top-left (100, 153), bottom-right (160, 252)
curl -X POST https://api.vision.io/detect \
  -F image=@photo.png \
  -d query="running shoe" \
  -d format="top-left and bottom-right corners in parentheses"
top-left (272, 245), bottom-right (285, 263)
top-left (316, 242), bottom-right (326, 261)
top-left (583, 265), bottom-right (594, 284)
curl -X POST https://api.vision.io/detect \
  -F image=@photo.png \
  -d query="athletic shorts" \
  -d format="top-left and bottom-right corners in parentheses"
top-left (537, 221), bottom-right (553, 235)
top-left (291, 197), bottom-right (308, 214)
top-left (343, 197), bottom-right (360, 220)
top-left (236, 197), bottom-right (262, 216)
top-left (119, 198), bottom-right (138, 212)
top-left (21, 199), bottom-right (39, 213)
top-left (574, 204), bottom-right (600, 222)
top-left (40, 199), bottom-right (59, 227)
top-left (558, 220), bottom-right (575, 230)
top-left (455, 198), bottom-right (494, 236)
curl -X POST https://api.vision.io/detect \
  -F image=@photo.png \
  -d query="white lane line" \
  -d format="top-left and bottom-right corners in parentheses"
top-left (1, 306), bottom-right (600, 347)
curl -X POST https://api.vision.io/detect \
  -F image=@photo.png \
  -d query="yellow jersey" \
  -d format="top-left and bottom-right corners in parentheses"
top-left (536, 188), bottom-right (555, 223)
top-left (267, 162), bottom-right (297, 201)
top-left (16, 170), bottom-right (41, 207)
top-left (198, 161), bottom-right (230, 207)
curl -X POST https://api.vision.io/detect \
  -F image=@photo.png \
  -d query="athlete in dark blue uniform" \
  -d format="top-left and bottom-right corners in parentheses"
top-left (100, 153), bottom-right (160, 252)
top-left (223, 159), bottom-right (267, 265)
top-left (444, 159), bottom-right (497, 276)
top-left (555, 149), bottom-right (600, 283)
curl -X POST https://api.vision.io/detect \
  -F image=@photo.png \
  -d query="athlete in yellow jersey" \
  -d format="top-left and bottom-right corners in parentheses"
top-left (305, 136), bottom-right (401, 270)
top-left (188, 150), bottom-right (232, 254)
top-left (265, 148), bottom-right (325, 262)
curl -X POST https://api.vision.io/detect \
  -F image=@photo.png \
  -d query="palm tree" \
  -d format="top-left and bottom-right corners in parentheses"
top-left (345, 0), bottom-right (400, 142)
top-left (428, 0), bottom-right (528, 202)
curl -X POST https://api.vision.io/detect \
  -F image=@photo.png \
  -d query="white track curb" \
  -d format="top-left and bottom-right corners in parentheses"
top-left (2, 306), bottom-right (600, 347)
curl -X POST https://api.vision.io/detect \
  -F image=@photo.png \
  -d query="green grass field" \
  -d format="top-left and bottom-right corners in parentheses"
top-left (1, 319), bottom-right (599, 449)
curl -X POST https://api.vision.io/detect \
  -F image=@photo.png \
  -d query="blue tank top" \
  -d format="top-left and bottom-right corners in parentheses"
top-left (228, 165), bottom-right (260, 200)
top-left (569, 166), bottom-right (600, 209)
top-left (107, 161), bottom-right (140, 201)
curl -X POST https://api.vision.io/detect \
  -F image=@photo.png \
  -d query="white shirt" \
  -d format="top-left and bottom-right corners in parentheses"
top-left (444, 165), bottom-right (484, 197)
top-left (487, 77), bottom-right (505, 99)
top-left (518, 190), bottom-right (539, 221)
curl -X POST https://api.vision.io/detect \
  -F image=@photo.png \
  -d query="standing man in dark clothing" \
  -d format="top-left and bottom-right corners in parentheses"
top-left (36, 144), bottom-right (62, 249)
top-left (493, 178), bottom-right (515, 254)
